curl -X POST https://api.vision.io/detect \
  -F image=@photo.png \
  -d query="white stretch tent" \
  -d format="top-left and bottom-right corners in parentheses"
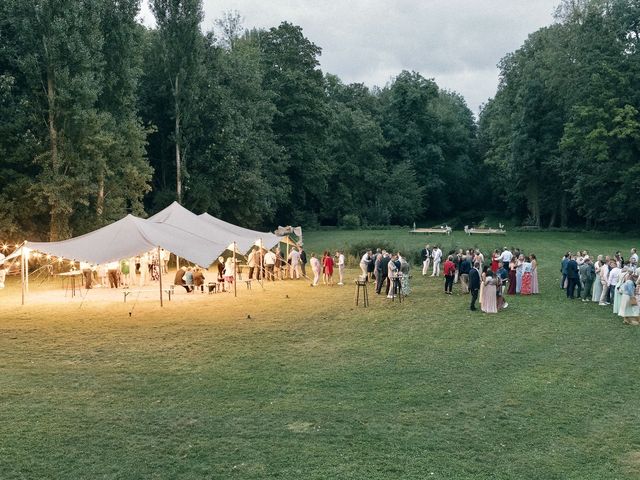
top-left (148, 202), bottom-right (252, 252)
top-left (198, 212), bottom-right (282, 251)
top-left (25, 214), bottom-right (228, 267)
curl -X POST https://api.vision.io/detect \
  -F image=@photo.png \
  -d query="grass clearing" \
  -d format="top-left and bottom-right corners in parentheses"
top-left (1, 229), bottom-right (639, 479)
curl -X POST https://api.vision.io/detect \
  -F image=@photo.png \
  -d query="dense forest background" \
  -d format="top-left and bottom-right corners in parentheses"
top-left (0, 0), bottom-right (638, 241)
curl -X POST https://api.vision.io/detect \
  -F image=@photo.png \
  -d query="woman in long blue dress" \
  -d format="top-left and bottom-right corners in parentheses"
top-left (515, 254), bottom-right (524, 294)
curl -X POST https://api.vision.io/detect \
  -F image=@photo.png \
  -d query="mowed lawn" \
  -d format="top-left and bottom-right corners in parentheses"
top-left (1, 229), bottom-right (640, 479)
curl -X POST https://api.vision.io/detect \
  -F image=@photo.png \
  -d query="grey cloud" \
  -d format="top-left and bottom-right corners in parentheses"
top-left (141, 0), bottom-right (559, 113)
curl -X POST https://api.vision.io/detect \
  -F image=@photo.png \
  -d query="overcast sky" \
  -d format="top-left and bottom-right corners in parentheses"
top-left (140, 0), bottom-right (560, 114)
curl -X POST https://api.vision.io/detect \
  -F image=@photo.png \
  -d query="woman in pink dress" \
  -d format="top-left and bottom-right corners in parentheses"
top-left (481, 271), bottom-right (498, 313)
top-left (520, 256), bottom-right (533, 295)
top-left (322, 250), bottom-right (334, 285)
top-left (530, 254), bottom-right (539, 294)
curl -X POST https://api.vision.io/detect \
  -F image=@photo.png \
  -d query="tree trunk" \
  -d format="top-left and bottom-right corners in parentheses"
top-left (97, 172), bottom-right (105, 217)
top-left (527, 181), bottom-right (540, 227)
top-left (548, 208), bottom-right (557, 229)
top-left (175, 74), bottom-right (182, 204)
top-left (560, 193), bottom-right (568, 228)
top-left (46, 55), bottom-right (68, 241)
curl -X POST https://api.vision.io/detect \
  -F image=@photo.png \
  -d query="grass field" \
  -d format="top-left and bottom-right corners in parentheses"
top-left (1, 229), bottom-right (640, 479)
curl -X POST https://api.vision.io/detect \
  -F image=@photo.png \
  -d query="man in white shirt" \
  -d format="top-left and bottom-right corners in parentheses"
top-left (630, 248), bottom-right (638, 266)
top-left (499, 247), bottom-right (513, 270)
top-left (264, 250), bottom-right (276, 281)
top-left (336, 251), bottom-right (345, 285)
top-left (607, 261), bottom-right (621, 305)
top-left (359, 250), bottom-right (372, 278)
top-left (431, 246), bottom-right (442, 277)
top-left (107, 261), bottom-right (120, 288)
top-left (288, 247), bottom-right (301, 279)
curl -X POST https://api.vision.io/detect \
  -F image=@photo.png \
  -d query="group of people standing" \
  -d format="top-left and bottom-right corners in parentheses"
top-left (418, 245), bottom-right (539, 312)
top-left (562, 248), bottom-right (640, 324)
top-left (80, 249), bottom-right (167, 289)
top-left (359, 249), bottom-right (412, 298)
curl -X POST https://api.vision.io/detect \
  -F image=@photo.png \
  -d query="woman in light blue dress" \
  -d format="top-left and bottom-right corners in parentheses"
top-left (618, 274), bottom-right (639, 323)
top-left (515, 254), bottom-right (524, 294)
top-left (592, 256), bottom-right (603, 302)
top-left (613, 268), bottom-right (627, 315)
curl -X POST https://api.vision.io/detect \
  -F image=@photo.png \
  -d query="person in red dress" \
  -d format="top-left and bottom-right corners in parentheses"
top-left (491, 249), bottom-right (500, 273)
top-left (507, 259), bottom-right (517, 295)
top-left (322, 250), bottom-right (334, 285)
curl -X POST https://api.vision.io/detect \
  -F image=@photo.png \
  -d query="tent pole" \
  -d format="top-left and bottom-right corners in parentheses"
top-left (285, 241), bottom-right (289, 281)
top-left (158, 246), bottom-right (164, 307)
top-left (21, 245), bottom-right (25, 306)
top-left (233, 242), bottom-right (237, 298)
top-left (176, 255), bottom-right (180, 271)
top-left (25, 242), bottom-right (29, 293)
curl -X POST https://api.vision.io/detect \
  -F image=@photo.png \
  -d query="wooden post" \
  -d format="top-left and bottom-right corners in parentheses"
top-left (176, 255), bottom-right (180, 270)
top-left (158, 246), bottom-right (163, 307)
top-left (233, 242), bottom-right (237, 298)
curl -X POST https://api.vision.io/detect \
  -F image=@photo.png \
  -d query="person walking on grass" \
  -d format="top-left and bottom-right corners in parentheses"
top-left (469, 262), bottom-right (481, 311)
top-left (443, 255), bottom-right (456, 294)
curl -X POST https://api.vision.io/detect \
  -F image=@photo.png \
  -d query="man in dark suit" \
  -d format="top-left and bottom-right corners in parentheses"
top-left (469, 262), bottom-right (481, 311)
top-left (566, 254), bottom-right (579, 299)
top-left (376, 252), bottom-right (391, 294)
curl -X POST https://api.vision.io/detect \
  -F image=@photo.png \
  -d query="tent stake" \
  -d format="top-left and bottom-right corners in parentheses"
top-left (158, 246), bottom-right (163, 307)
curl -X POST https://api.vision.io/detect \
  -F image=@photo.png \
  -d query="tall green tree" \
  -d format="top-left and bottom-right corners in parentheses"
top-left (258, 22), bottom-right (329, 225)
top-left (150, 0), bottom-right (204, 204)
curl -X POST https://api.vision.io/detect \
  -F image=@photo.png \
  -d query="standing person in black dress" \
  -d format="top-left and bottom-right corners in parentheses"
top-left (469, 262), bottom-right (481, 311)
top-left (299, 247), bottom-right (307, 278)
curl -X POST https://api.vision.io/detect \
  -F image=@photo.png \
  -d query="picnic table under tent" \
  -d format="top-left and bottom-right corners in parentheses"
top-left (9, 214), bottom-right (230, 305)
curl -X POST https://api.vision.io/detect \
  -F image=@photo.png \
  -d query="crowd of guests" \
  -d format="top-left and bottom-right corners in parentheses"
top-left (416, 245), bottom-right (539, 313)
top-left (561, 248), bottom-right (639, 324)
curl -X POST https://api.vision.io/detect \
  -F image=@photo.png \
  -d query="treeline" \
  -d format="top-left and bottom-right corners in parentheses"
top-left (1, 0), bottom-right (638, 242)
top-left (478, 0), bottom-right (640, 229)
top-left (0, 0), bottom-right (479, 241)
